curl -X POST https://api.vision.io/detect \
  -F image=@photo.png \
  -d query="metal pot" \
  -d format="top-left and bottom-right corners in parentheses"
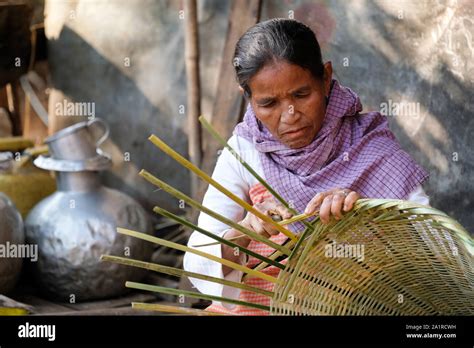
top-left (45, 118), bottom-right (109, 161)
top-left (25, 119), bottom-right (153, 301)
top-left (0, 192), bottom-right (24, 294)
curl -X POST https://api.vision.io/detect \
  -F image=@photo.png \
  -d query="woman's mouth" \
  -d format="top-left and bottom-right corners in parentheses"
top-left (282, 126), bottom-right (308, 137)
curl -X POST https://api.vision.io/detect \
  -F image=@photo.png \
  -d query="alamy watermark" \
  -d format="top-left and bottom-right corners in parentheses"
top-left (18, 322), bottom-right (55, 341)
top-left (324, 240), bottom-right (365, 262)
top-left (55, 99), bottom-right (95, 120)
top-left (0, 241), bottom-right (38, 262)
top-left (380, 99), bottom-right (420, 119)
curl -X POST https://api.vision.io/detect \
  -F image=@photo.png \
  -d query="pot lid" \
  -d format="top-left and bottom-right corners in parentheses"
top-left (34, 151), bottom-right (112, 172)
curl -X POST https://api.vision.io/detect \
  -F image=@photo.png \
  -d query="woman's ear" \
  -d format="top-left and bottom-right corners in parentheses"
top-left (323, 61), bottom-right (333, 97)
top-left (238, 85), bottom-right (245, 95)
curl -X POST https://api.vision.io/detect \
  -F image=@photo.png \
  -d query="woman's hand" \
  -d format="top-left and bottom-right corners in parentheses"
top-left (221, 197), bottom-right (293, 275)
top-left (304, 188), bottom-right (361, 224)
top-left (239, 197), bottom-right (293, 238)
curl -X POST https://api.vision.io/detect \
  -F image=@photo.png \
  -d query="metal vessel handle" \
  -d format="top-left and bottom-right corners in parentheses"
top-left (87, 118), bottom-right (110, 147)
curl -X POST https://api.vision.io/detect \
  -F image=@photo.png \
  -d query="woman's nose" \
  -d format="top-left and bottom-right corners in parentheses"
top-left (280, 103), bottom-right (300, 124)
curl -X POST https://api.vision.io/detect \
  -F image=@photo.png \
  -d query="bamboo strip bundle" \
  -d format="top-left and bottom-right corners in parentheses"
top-left (116, 227), bottom-right (278, 284)
top-left (101, 118), bottom-right (474, 316)
top-left (147, 134), bottom-right (297, 242)
top-left (100, 255), bottom-right (273, 297)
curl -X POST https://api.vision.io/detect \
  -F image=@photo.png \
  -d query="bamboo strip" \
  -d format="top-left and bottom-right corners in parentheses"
top-left (126, 281), bottom-right (271, 312)
top-left (278, 211), bottom-right (318, 225)
top-left (101, 255), bottom-right (273, 297)
top-left (153, 206), bottom-right (284, 269)
top-left (131, 302), bottom-right (230, 316)
top-left (192, 234), bottom-right (247, 247)
top-left (148, 134), bottom-right (297, 242)
top-left (116, 227), bottom-right (279, 284)
top-left (140, 169), bottom-right (291, 255)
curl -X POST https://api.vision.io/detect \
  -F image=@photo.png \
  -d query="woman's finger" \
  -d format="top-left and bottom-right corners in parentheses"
top-left (319, 195), bottom-right (333, 224)
top-left (331, 193), bottom-right (345, 220)
top-left (274, 204), bottom-right (293, 220)
top-left (262, 222), bottom-right (280, 236)
top-left (343, 191), bottom-right (360, 211)
top-left (251, 217), bottom-right (272, 238)
top-left (304, 192), bottom-right (324, 215)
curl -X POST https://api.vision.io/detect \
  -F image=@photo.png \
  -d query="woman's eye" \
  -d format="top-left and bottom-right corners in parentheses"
top-left (259, 101), bottom-right (275, 108)
top-left (295, 93), bottom-right (309, 99)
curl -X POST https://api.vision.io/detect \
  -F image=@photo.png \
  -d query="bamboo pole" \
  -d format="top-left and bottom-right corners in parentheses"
top-left (148, 134), bottom-right (297, 242)
top-left (116, 227), bottom-right (279, 284)
top-left (5, 83), bottom-right (21, 136)
top-left (184, 0), bottom-right (202, 202)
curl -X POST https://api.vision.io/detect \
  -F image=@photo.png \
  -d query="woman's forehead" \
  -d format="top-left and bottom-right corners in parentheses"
top-left (249, 61), bottom-right (319, 97)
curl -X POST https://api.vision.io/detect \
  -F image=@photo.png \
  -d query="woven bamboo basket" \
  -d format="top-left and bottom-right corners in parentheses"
top-left (101, 117), bottom-right (474, 316)
top-left (270, 199), bottom-right (473, 315)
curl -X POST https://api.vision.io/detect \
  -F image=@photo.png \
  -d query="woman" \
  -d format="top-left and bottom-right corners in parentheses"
top-left (184, 18), bottom-right (429, 315)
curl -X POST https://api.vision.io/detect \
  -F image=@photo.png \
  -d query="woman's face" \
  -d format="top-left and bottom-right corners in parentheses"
top-left (247, 60), bottom-right (332, 149)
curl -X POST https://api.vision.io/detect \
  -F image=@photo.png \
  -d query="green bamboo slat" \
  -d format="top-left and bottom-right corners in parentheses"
top-left (140, 169), bottom-right (291, 255)
top-left (116, 227), bottom-right (279, 284)
top-left (192, 234), bottom-right (246, 247)
top-left (126, 281), bottom-right (271, 312)
top-left (131, 302), bottom-right (230, 316)
top-left (100, 254), bottom-right (273, 297)
top-left (153, 206), bottom-right (284, 269)
top-left (148, 134), bottom-right (298, 242)
top-left (278, 211), bottom-right (317, 225)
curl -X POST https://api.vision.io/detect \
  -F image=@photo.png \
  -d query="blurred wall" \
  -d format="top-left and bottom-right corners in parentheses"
top-left (44, 0), bottom-right (230, 215)
top-left (45, 0), bottom-right (473, 232)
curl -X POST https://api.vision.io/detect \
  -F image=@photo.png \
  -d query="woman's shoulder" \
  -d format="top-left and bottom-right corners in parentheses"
top-left (226, 134), bottom-right (260, 162)
top-left (227, 134), bottom-right (255, 151)
top-left (224, 134), bottom-right (262, 181)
